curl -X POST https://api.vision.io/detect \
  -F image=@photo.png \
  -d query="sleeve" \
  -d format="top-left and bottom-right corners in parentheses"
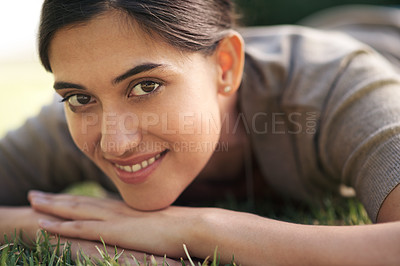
top-left (317, 50), bottom-right (400, 223)
top-left (241, 25), bottom-right (400, 222)
top-left (298, 4), bottom-right (400, 72)
top-left (0, 96), bottom-right (114, 205)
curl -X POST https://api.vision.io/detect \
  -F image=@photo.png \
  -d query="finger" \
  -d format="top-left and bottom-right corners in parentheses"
top-left (40, 220), bottom-right (106, 242)
top-left (39, 219), bottom-right (141, 252)
top-left (29, 190), bottom-right (105, 205)
top-left (28, 190), bottom-right (124, 208)
top-left (29, 190), bottom-right (129, 210)
top-left (29, 191), bottom-right (135, 220)
top-left (29, 192), bottom-right (112, 221)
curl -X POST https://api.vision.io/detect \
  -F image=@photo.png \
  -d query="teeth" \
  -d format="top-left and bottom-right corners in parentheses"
top-left (115, 152), bottom-right (163, 173)
top-left (132, 164), bottom-right (141, 172)
top-left (123, 165), bottom-right (132, 172)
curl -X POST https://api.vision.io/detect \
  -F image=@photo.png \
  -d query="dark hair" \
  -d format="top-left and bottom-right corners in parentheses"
top-left (39, 0), bottom-right (236, 72)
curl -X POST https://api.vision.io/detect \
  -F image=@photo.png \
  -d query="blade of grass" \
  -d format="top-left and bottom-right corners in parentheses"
top-left (183, 244), bottom-right (195, 266)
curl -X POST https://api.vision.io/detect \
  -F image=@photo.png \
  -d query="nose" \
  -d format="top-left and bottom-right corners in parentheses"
top-left (100, 111), bottom-right (142, 157)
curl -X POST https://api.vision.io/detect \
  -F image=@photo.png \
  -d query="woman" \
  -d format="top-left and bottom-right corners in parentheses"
top-left (1, 0), bottom-right (400, 265)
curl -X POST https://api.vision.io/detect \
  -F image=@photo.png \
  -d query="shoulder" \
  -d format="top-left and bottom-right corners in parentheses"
top-left (240, 24), bottom-right (373, 69)
top-left (239, 24), bottom-right (396, 105)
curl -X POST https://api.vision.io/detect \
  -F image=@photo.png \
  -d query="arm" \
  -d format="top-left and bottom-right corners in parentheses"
top-left (29, 191), bottom-right (400, 265)
top-left (0, 207), bottom-right (64, 243)
top-left (377, 184), bottom-right (400, 223)
top-left (196, 207), bottom-right (400, 265)
top-left (0, 207), bottom-right (181, 265)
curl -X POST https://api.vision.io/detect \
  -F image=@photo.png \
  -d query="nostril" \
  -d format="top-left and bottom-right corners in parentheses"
top-left (100, 139), bottom-right (122, 155)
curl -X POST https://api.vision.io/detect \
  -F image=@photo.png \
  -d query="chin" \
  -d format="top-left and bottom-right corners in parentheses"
top-left (121, 192), bottom-right (178, 211)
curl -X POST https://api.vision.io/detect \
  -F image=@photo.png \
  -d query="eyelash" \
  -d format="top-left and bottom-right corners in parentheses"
top-left (127, 79), bottom-right (163, 99)
top-left (59, 80), bottom-right (163, 111)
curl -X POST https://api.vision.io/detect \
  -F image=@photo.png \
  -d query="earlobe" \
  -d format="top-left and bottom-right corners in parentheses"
top-left (216, 31), bottom-right (245, 96)
top-left (223, 86), bottom-right (232, 93)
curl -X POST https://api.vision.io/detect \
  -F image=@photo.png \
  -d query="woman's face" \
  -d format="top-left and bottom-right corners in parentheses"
top-left (49, 12), bottom-right (222, 210)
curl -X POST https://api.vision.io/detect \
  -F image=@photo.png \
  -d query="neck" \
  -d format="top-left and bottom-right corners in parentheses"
top-left (198, 91), bottom-right (249, 181)
top-left (174, 91), bottom-right (254, 204)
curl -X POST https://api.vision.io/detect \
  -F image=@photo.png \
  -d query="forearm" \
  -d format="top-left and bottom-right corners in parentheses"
top-left (0, 206), bottom-right (35, 243)
top-left (189, 208), bottom-right (400, 265)
top-left (0, 206), bottom-right (64, 244)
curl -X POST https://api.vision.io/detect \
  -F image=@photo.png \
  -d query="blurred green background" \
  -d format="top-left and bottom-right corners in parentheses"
top-left (235, 0), bottom-right (400, 26)
top-left (1, 0), bottom-right (399, 137)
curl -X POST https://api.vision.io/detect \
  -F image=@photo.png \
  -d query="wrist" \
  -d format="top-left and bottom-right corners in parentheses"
top-left (185, 207), bottom-right (235, 263)
top-left (0, 207), bottom-right (36, 243)
top-left (185, 207), bottom-right (279, 265)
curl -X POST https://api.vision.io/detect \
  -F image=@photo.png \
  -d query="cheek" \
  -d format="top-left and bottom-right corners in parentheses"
top-left (159, 94), bottom-right (221, 144)
top-left (164, 100), bottom-right (222, 169)
top-left (65, 109), bottom-right (101, 158)
top-left (168, 81), bottom-right (221, 139)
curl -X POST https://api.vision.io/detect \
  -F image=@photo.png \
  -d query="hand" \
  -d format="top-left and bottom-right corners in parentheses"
top-left (28, 191), bottom-right (198, 259)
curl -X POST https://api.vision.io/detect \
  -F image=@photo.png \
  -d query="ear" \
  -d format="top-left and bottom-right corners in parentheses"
top-left (215, 30), bottom-right (245, 96)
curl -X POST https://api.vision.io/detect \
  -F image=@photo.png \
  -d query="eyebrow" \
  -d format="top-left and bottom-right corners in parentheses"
top-left (53, 63), bottom-right (163, 90)
top-left (53, 81), bottom-right (86, 91)
top-left (112, 63), bottom-right (163, 85)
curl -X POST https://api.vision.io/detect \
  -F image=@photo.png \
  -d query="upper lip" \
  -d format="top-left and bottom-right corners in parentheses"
top-left (106, 150), bottom-right (166, 166)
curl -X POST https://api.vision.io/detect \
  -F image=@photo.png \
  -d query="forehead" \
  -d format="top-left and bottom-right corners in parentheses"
top-left (48, 11), bottom-right (184, 79)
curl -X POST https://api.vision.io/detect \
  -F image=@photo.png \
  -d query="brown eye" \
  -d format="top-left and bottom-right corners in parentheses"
top-left (142, 81), bottom-right (158, 92)
top-left (67, 94), bottom-right (94, 107)
top-left (131, 81), bottom-right (160, 96)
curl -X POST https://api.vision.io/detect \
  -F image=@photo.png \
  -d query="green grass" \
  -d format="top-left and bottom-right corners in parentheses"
top-left (216, 194), bottom-right (371, 226)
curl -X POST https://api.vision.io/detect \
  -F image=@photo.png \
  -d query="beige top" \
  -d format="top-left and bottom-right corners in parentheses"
top-left (1, 5), bottom-right (399, 222)
top-left (238, 5), bottom-right (400, 222)
top-left (240, 24), bottom-right (400, 222)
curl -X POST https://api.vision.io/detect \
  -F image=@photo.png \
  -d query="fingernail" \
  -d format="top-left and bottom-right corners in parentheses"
top-left (29, 190), bottom-right (46, 197)
top-left (30, 190), bottom-right (45, 195)
top-left (31, 197), bottom-right (48, 205)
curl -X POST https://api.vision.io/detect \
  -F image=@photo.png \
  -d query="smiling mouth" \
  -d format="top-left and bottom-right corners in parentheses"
top-left (114, 150), bottom-right (168, 173)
